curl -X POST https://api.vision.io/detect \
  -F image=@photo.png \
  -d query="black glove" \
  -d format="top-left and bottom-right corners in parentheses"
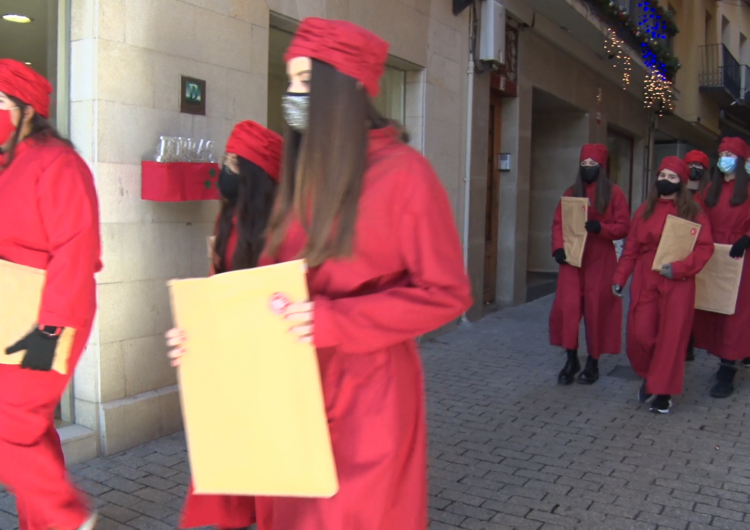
top-left (585, 220), bottom-right (602, 234)
top-left (612, 284), bottom-right (623, 298)
top-left (730, 235), bottom-right (750, 259)
top-left (5, 327), bottom-right (61, 371)
top-left (553, 248), bottom-right (566, 265)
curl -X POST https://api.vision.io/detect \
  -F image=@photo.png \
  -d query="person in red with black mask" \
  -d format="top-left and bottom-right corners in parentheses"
top-left (693, 137), bottom-right (750, 398)
top-left (550, 144), bottom-right (631, 386)
top-left (175, 120), bottom-right (282, 530)
top-left (613, 156), bottom-right (713, 414)
top-left (0, 60), bottom-right (101, 529)
top-left (169, 17), bottom-right (472, 530)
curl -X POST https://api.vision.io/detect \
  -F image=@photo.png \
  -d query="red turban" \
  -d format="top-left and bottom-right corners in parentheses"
top-left (659, 156), bottom-right (689, 183)
top-left (719, 137), bottom-right (747, 159)
top-left (284, 18), bottom-right (389, 98)
top-left (684, 150), bottom-right (709, 168)
top-left (580, 144), bottom-right (608, 167)
top-left (0, 59), bottom-right (52, 118)
top-left (225, 121), bottom-right (283, 181)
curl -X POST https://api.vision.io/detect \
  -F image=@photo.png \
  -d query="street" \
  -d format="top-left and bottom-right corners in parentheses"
top-left (3, 294), bottom-right (750, 530)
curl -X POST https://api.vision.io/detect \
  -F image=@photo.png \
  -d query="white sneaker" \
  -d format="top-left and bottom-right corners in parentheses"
top-left (77, 512), bottom-right (98, 530)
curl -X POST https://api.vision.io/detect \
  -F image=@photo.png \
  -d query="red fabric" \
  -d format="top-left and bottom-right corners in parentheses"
top-left (0, 59), bottom-right (52, 118)
top-left (580, 144), bottom-right (608, 167)
top-left (0, 138), bottom-right (100, 530)
top-left (658, 156), bottom-right (689, 183)
top-left (285, 18), bottom-right (389, 98)
top-left (694, 179), bottom-right (750, 360)
top-left (614, 200), bottom-right (714, 394)
top-left (141, 162), bottom-right (220, 201)
top-left (549, 183), bottom-right (631, 358)
top-left (719, 137), bottom-right (747, 159)
top-left (684, 150), bottom-right (709, 169)
top-left (249, 127), bottom-right (471, 529)
top-left (225, 121), bottom-right (283, 181)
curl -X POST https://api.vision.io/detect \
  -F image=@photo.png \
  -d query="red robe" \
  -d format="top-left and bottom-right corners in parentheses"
top-left (693, 180), bottom-right (750, 361)
top-left (549, 183), bottom-right (630, 358)
top-left (614, 199), bottom-right (713, 395)
top-left (245, 127), bottom-right (471, 530)
top-left (0, 138), bottom-right (101, 530)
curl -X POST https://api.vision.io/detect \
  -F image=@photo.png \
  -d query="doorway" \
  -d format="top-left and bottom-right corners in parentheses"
top-left (483, 91), bottom-right (503, 305)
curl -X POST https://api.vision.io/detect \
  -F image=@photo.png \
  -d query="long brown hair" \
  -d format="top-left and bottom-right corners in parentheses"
top-left (213, 157), bottom-right (278, 273)
top-left (1, 96), bottom-right (72, 168)
top-left (266, 59), bottom-right (397, 267)
top-left (570, 167), bottom-right (613, 215)
top-left (703, 163), bottom-right (749, 208)
top-left (642, 180), bottom-right (701, 221)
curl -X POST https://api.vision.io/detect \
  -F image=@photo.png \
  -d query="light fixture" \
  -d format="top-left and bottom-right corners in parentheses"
top-left (24, 62), bottom-right (32, 65)
top-left (2, 14), bottom-right (32, 23)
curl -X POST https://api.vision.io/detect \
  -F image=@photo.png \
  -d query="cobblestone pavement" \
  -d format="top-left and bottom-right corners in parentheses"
top-left (4, 295), bottom-right (750, 529)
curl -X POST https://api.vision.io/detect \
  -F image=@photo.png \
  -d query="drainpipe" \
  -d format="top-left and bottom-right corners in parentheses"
top-left (460, 7), bottom-right (476, 327)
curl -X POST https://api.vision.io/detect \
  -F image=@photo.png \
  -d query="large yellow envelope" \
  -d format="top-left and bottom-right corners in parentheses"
top-left (168, 260), bottom-right (338, 498)
top-left (0, 260), bottom-right (75, 374)
top-left (695, 243), bottom-right (745, 315)
top-left (652, 215), bottom-right (701, 271)
top-left (561, 197), bottom-right (589, 268)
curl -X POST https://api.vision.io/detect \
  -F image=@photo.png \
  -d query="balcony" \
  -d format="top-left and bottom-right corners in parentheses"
top-left (699, 44), bottom-right (742, 106)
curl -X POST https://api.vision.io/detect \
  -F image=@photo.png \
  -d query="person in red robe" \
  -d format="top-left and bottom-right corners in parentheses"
top-left (0, 60), bottom-right (101, 530)
top-left (177, 120), bottom-right (281, 530)
top-left (613, 156), bottom-right (713, 414)
top-left (168, 17), bottom-right (472, 530)
top-left (549, 144), bottom-right (631, 385)
top-left (693, 137), bottom-right (750, 398)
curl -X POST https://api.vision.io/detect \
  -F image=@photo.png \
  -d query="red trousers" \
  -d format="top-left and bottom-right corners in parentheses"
top-left (0, 324), bottom-right (92, 530)
top-left (180, 484), bottom-right (255, 529)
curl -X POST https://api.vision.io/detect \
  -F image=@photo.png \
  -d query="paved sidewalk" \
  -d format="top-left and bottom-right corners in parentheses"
top-left (4, 295), bottom-right (750, 529)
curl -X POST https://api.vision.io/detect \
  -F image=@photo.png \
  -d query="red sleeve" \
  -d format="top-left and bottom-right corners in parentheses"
top-left (37, 149), bottom-right (101, 329)
top-left (552, 199), bottom-right (564, 254)
top-left (313, 156), bottom-right (473, 354)
top-left (671, 212), bottom-right (715, 280)
top-left (613, 207), bottom-right (643, 286)
top-left (599, 186), bottom-right (631, 241)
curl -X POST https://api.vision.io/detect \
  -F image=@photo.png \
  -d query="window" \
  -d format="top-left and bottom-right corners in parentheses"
top-left (373, 66), bottom-right (406, 123)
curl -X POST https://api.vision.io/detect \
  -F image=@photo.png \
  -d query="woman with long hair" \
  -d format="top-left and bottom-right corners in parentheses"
top-left (693, 137), bottom-right (750, 398)
top-left (169, 18), bottom-right (472, 530)
top-left (177, 120), bottom-right (281, 530)
top-left (613, 157), bottom-right (713, 414)
top-left (0, 60), bottom-right (101, 530)
top-left (550, 144), bottom-right (630, 385)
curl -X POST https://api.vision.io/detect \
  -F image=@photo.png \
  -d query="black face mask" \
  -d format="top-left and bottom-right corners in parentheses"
top-left (689, 167), bottom-right (703, 181)
top-left (656, 179), bottom-right (681, 197)
top-left (218, 166), bottom-right (240, 202)
top-left (580, 166), bottom-right (600, 184)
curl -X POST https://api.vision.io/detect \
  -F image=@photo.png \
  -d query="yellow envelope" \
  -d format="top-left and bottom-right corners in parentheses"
top-left (561, 197), bottom-right (589, 268)
top-left (652, 215), bottom-right (701, 271)
top-left (168, 260), bottom-right (338, 498)
top-left (695, 243), bottom-right (745, 315)
top-left (0, 260), bottom-right (75, 374)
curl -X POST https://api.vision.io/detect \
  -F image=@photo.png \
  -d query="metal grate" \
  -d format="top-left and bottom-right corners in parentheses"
top-left (700, 44), bottom-right (742, 99)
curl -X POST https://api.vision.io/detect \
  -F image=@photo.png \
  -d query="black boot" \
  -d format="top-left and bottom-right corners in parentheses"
top-left (686, 336), bottom-right (695, 362)
top-left (558, 349), bottom-right (580, 385)
top-left (710, 360), bottom-right (737, 398)
top-left (577, 355), bottom-right (599, 385)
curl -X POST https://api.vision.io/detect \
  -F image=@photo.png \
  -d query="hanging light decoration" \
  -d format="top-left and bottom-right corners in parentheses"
top-left (644, 69), bottom-right (674, 116)
top-left (603, 29), bottom-right (632, 90)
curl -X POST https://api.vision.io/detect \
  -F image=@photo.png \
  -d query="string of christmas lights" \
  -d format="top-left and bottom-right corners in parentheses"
top-left (644, 70), bottom-right (674, 116)
top-left (604, 29), bottom-right (632, 90)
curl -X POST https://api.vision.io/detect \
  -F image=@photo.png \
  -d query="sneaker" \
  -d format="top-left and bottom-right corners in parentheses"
top-left (742, 358), bottom-right (750, 368)
top-left (78, 512), bottom-right (98, 530)
top-left (650, 395), bottom-right (672, 414)
top-left (638, 382), bottom-right (653, 403)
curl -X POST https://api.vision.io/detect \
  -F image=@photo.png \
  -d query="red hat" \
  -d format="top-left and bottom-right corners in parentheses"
top-left (659, 156), bottom-right (689, 183)
top-left (684, 150), bottom-right (709, 168)
top-left (284, 18), bottom-right (389, 98)
top-left (225, 121), bottom-right (283, 181)
top-left (0, 59), bottom-right (52, 118)
top-left (719, 137), bottom-right (747, 159)
top-left (580, 144), bottom-right (608, 167)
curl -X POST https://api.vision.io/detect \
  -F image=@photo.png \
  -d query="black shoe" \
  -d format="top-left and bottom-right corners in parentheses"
top-left (650, 395), bottom-right (672, 414)
top-left (638, 382), bottom-right (653, 403)
top-left (686, 342), bottom-right (695, 362)
top-left (577, 356), bottom-right (599, 385)
top-left (742, 357), bottom-right (750, 368)
top-left (558, 350), bottom-right (580, 386)
top-left (710, 361), bottom-right (737, 398)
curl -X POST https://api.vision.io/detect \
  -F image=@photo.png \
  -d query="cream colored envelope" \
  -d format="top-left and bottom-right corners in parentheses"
top-left (652, 215), bottom-right (701, 271)
top-left (695, 243), bottom-right (744, 315)
top-left (561, 197), bottom-right (589, 268)
top-left (168, 259), bottom-right (338, 498)
top-left (0, 260), bottom-right (75, 374)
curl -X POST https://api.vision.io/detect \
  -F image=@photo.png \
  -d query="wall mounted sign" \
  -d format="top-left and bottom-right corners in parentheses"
top-left (499, 153), bottom-right (511, 172)
top-left (181, 76), bottom-right (206, 115)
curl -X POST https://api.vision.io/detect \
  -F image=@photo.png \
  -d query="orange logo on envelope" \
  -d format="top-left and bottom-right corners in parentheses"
top-left (269, 293), bottom-right (291, 314)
